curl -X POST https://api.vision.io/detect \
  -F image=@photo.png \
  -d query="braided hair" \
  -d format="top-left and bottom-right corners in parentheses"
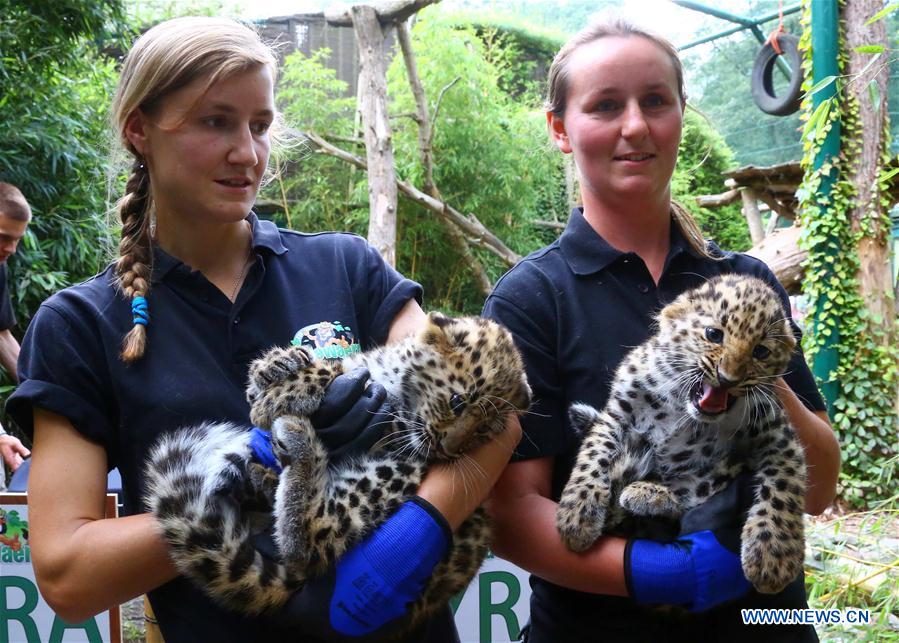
top-left (116, 161), bottom-right (153, 362)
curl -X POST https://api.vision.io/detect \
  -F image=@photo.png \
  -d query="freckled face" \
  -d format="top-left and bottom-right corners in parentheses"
top-left (129, 66), bottom-right (275, 227)
top-left (550, 36), bottom-right (684, 204)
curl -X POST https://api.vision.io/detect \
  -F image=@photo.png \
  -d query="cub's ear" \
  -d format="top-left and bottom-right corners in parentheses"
top-left (420, 311), bottom-right (456, 352)
top-left (568, 403), bottom-right (601, 437)
top-left (660, 293), bottom-right (692, 322)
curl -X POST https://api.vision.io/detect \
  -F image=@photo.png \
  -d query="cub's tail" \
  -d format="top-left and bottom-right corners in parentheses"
top-left (143, 422), bottom-right (298, 614)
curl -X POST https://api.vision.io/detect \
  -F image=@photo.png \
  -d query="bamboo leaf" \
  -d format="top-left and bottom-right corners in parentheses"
top-left (856, 52), bottom-right (883, 79)
top-left (807, 75), bottom-right (838, 97)
top-left (868, 79), bottom-right (881, 113)
top-left (853, 44), bottom-right (884, 54)
top-left (865, 2), bottom-right (899, 25)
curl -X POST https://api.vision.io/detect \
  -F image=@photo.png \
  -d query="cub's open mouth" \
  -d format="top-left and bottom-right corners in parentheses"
top-left (690, 380), bottom-right (734, 416)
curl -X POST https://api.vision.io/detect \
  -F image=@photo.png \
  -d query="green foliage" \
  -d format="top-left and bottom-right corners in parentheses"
top-left (268, 12), bottom-right (566, 313)
top-left (442, 0), bottom-right (612, 34)
top-left (122, 0), bottom-right (243, 23)
top-left (795, 0), bottom-right (897, 506)
top-left (386, 12), bottom-right (564, 297)
top-left (672, 109), bottom-right (751, 252)
top-left (0, 1), bottom-right (123, 333)
top-left (272, 48), bottom-right (362, 233)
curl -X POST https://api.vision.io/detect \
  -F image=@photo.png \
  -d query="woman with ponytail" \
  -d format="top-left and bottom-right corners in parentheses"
top-left (7, 16), bottom-right (517, 642)
top-left (482, 15), bottom-right (840, 642)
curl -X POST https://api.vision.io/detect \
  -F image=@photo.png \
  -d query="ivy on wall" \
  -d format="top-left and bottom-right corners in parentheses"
top-left (795, 0), bottom-right (897, 505)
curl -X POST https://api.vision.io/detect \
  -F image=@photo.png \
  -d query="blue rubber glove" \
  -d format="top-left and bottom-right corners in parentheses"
top-left (248, 367), bottom-right (391, 472)
top-left (249, 427), bottom-right (281, 472)
top-left (263, 497), bottom-right (451, 640)
top-left (625, 529), bottom-right (751, 612)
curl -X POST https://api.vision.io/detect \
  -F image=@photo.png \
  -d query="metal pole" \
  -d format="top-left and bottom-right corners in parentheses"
top-left (672, 1), bottom-right (800, 76)
top-left (809, 0), bottom-right (841, 414)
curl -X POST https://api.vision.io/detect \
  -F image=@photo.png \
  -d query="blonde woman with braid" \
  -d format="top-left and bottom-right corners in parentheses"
top-left (7, 17), bottom-right (518, 642)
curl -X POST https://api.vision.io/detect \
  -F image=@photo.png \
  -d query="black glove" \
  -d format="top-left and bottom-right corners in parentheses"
top-left (311, 367), bottom-right (393, 464)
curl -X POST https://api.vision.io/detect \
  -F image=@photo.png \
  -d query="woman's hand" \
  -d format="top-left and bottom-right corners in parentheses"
top-left (416, 415), bottom-right (521, 530)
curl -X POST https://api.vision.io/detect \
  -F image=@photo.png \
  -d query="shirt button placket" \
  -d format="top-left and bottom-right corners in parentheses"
top-left (638, 283), bottom-right (650, 294)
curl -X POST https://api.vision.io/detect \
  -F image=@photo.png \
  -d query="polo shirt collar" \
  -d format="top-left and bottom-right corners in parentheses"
top-left (559, 206), bottom-right (704, 276)
top-left (151, 212), bottom-right (288, 284)
top-left (559, 207), bottom-right (623, 276)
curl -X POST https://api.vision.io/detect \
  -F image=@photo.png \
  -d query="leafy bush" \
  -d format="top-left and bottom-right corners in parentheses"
top-left (0, 0), bottom-right (123, 330)
top-left (673, 109), bottom-right (751, 252)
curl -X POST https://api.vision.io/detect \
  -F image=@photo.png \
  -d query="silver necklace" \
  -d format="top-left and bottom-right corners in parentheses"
top-left (229, 222), bottom-right (253, 302)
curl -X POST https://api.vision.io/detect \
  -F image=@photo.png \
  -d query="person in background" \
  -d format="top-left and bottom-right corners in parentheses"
top-left (483, 16), bottom-right (840, 643)
top-left (7, 17), bottom-right (518, 642)
top-left (0, 183), bottom-right (32, 487)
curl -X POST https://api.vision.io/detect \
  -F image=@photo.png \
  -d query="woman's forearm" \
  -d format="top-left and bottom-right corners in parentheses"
top-left (29, 409), bottom-right (179, 622)
top-left (775, 379), bottom-right (841, 514)
top-left (33, 512), bottom-right (178, 622)
top-left (486, 455), bottom-right (628, 596)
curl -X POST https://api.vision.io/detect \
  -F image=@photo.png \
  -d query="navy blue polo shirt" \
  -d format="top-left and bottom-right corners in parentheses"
top-left (483, 207), bottom-right (824, 641)
top-left (0, 263), bottom-right (17, 331)
top-left (7, 213), bottom-right (433, 642)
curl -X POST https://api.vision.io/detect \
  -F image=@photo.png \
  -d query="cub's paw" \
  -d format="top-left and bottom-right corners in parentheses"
top-left (556, 499), bottom-right (606, 553)
top-left (740, 514), bottom-right (804, 594)
top-left (247, 345), bottom-right (317, 404)
top-left (271, 415), bottom-right (321, 470)
top-left (619, 481), bottom-right (681, 519)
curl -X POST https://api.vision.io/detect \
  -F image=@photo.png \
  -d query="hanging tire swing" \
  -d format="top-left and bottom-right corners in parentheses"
top-left (751, 32), bottom-right (804, 116)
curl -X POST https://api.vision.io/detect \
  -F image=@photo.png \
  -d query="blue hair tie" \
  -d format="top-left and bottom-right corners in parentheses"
top-left (131, 296), bottom-right (149, 327)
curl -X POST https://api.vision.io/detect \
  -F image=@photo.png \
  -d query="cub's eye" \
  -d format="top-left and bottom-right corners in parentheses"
top-left (752, 344), bottom-right (771, 359)
top-left (704, 327), bottom-right (724, 344)
top-left (449, 393), bottom-right (467, 417)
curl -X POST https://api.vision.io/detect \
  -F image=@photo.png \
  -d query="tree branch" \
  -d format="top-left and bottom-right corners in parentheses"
top-left (325, 0), bottom-right (441, 26)
top-left (429, 76), bottom-right (460, 151)
top-left (303, 130), bottom-right (521, 268)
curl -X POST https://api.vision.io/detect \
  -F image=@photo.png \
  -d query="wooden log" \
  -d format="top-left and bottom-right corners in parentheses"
top-left (696, 188), bottom-right (741, 208)
top-left (745, 224), bottom-right (806, 295)
top-left (740, 188), bottom-right (765, 245)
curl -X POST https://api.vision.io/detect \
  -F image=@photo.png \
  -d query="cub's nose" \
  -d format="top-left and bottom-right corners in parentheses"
top-left (715, 370), bottom-right (740, 389)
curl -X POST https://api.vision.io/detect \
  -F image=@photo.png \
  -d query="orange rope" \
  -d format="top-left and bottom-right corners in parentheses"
top-left (765, 0), bottom-right (786, 54)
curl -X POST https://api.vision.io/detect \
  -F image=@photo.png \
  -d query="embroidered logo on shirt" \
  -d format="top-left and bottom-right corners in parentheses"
top-left (292, 321), bottom-right (361, 359)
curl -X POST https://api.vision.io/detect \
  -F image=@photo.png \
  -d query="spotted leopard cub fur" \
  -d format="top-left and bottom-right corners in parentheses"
top-left (556, 275), bottom-right (806, 595)
top-left (145, 312), bottom-right (530, 628)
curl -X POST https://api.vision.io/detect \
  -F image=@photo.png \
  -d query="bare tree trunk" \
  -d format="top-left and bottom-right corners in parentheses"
top-left (741, 188), bottom-right (765, 245)
top-left (843, 0), bottom-right (895, 333)
top-left (351, 5), bottom-right (399, 265)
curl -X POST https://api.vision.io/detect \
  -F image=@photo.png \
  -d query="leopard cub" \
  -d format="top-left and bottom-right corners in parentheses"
top-left (145, 312), bottom-right (531, 630)
top-left (556, 275), bottom-right (806, 595)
